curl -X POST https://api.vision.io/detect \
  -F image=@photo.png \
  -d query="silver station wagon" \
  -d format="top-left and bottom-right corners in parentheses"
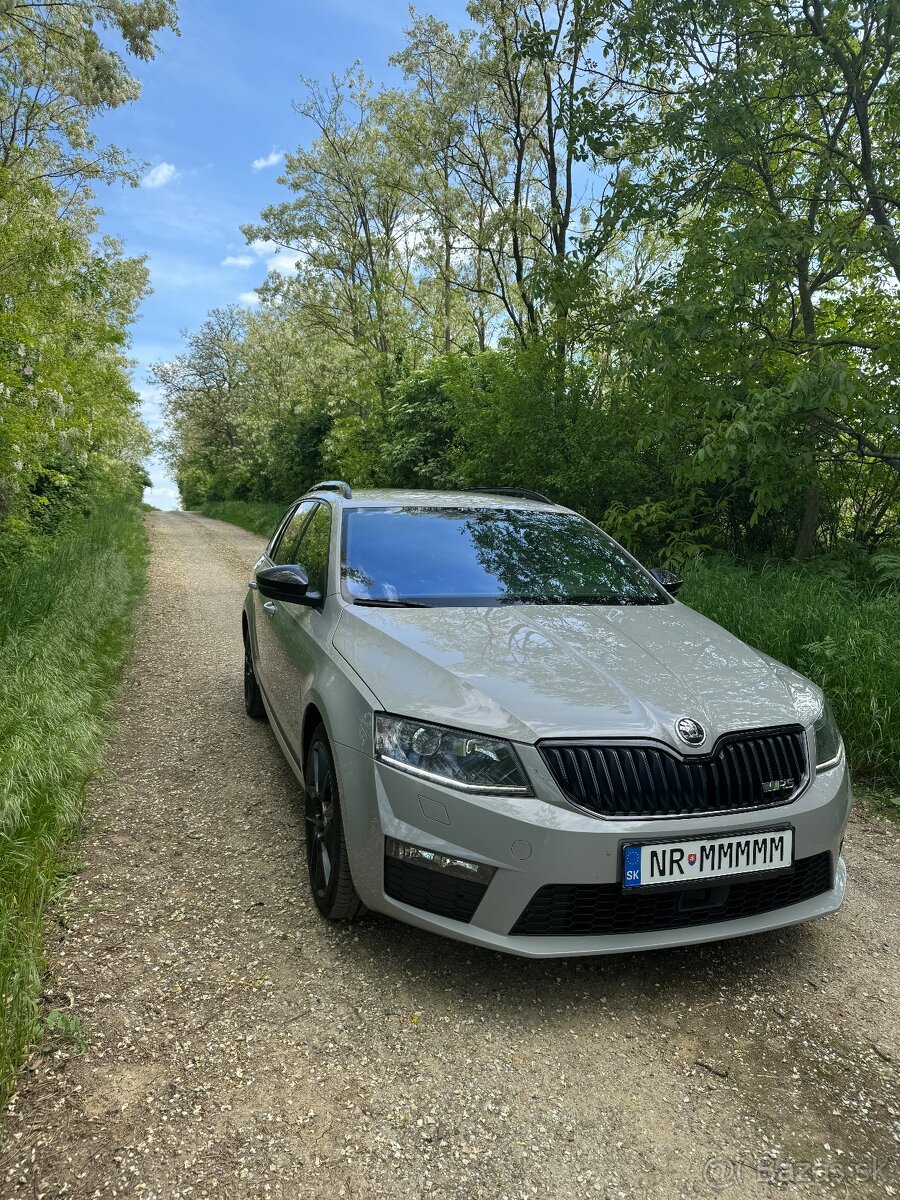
top-left (242, 482), bottom-right (851, 957)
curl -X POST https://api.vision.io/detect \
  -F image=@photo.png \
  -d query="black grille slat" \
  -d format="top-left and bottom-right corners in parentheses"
top-left (571, 748), bottom-right (590, 806)
top-left (788, 735), bottom-right (805, 778)
top-left (608, 749), bottom-right (630, 810)
top-left (648, 750), bottom-right (669, 808)
top-left (756, 736), bottom-right (777, 788)
top-left (541, 726), bottom-right (808, 818)
top-left (662, 752), bottom-right (685, 810)
top-left (708, 756), bottom-right (723, 812)
top-left (736, 741), bottom-right (754, 806)
top-left (626, 751), bottom-right (644, 816)
top-left (595, 749), bottom-right (617, 809)
top-left (582, 746), bottom-right (603, 808)
top-left (511, 853), bottom-right (832, 937)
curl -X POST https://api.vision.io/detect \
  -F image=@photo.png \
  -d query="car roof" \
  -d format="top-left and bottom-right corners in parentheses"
top-left (305, 488), bottom-right (565, 511)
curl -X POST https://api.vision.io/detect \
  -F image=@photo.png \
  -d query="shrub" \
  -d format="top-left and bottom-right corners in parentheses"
top-left (682, 555), bottom-right (900, 786)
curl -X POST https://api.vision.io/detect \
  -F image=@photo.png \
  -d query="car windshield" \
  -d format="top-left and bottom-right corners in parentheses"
top-left (341, 507), bottom-right (668, 607)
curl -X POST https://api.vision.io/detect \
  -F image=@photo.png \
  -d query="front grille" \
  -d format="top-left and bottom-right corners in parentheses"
top-left (510, 851), bottom-right (832, 937)
top-left (384, 856), bottom-right (488, 923)
top-left (541, 726), bottom-right (808, 818)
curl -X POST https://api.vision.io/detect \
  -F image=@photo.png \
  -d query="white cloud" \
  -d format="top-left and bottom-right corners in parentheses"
top-left (222, 253), bottom-right (255, 268)
top-left (143, 482), bottom-right (181, 511)
top-left (252, 150), bottom-right (284, 171)
top-left (148, 254), bottom-right (233, 292)
top-left (267, 249), bottom-right (300, 275)
top-left (137, 384), bottom-right (165, 431)
top-left (141, 162), bottom-right (178, 189)
top-left (249, 238), bottom-right (301, 276)
top-left (143, 452), bottom-right (180, 511)
top-left (238, 290), bottom-right (260, 306)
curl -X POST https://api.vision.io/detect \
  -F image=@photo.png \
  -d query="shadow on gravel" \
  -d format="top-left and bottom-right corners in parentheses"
top-left (333, 903), bottom-right (828, 1017)
top-left (321, 892), bottom-right (899, 1170)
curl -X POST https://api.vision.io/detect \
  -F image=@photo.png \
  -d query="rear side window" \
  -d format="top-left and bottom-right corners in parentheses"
top-left (270, 501), bottom-right (316, 565)
top-left (294, 503), bottom-right (332, 595)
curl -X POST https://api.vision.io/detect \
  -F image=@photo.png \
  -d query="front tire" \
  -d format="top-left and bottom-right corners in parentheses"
top-left (243, 628), bottom-right (267, 719)
top-left (304, 725), bottom-right (364, 920)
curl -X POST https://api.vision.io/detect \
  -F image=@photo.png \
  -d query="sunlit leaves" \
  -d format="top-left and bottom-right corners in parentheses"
top-left (0, 1), bottom-right (174, 547)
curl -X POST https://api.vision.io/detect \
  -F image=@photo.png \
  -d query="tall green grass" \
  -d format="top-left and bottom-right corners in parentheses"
top-left (682, 556), bottom-right (900, 788)
top-left (0, 504), bottom-right (148, 1103)
top-left (200, 499), bottom-right (286, 538)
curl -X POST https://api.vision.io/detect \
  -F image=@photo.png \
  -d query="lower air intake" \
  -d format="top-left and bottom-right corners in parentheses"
top-left (384, 856), bottom-right (488, 923)
top-left (510, 852), bottom-right (832, 937)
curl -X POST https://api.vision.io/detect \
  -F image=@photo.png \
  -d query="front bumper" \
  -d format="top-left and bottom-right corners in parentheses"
top-left (333, 740), bottom-right (852, 958)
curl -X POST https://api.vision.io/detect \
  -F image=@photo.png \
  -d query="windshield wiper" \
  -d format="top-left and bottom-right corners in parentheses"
top-left (499, 594), bottom-right (661, 606)
top-left (352, 598), bottom-right (430, 608)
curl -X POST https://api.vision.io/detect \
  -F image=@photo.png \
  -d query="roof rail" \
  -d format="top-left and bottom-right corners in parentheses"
top-left (307, 479), bottom-right (353, 499)
top-left (470, 487), bottom-right (554, 505)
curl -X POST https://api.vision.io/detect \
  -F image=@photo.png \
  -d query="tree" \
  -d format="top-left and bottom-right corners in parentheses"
top-left (245, 72), bottom-right (421, 399)
top-left (0, 170), bottom-right (152, 542)
top-left (1, 0), bottom-right (178, 186)
top-left (163, 0), bottom-right (900, 560)
top-left (0, 0), bottom-right (178, 545)
top-left (585, 0), bottom-right (900, 556)
top-left (153, 307), bottom-right (249, 506)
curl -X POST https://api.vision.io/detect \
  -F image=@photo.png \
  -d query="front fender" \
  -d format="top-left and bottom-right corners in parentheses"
top-left (302, 643), bottom-right (380, 760)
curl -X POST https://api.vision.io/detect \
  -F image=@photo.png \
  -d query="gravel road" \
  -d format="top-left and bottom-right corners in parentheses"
top-left (2, 510), bottom-right (898, 1200)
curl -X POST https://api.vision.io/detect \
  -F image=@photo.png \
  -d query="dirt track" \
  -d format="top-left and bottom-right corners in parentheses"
top-left (1, 510), bottom-right (898, 1199)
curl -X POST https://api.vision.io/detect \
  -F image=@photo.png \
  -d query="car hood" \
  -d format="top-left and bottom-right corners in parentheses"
top-left (332, 602), bottom-right (822, 747)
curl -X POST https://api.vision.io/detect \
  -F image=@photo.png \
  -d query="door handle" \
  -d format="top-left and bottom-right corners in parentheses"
top-left (262, 601), bottom-right (277, 614)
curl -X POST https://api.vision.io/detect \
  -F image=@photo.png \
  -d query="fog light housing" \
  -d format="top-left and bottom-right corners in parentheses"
top-left (385, 837), bottom-right (496, 885)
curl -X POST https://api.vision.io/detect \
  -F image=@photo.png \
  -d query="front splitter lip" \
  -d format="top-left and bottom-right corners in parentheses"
top-left (365, 858), bottom-right (847, 960)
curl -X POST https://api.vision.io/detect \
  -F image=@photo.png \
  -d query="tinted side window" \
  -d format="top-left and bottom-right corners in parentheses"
top-left (271, 501), bottom-right (315, 565)
top-left (295, 503), bottom-right (331, 596)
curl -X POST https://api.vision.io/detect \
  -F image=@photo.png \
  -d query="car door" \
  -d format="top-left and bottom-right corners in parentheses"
top-left (253, 501), bottom-right (316, 714)
top-left (263, 500), bottom-right (334, 754)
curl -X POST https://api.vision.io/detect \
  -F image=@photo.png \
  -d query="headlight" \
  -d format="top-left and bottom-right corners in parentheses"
top-left (814, 701), bottom-right (843, 771)
top-left (374, 714), bottom-right (532, 795)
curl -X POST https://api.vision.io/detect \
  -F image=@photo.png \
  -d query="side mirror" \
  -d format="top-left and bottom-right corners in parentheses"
top-left (649, 566), bottom-right (684, 596)
top-left (256, 564), bottom-right (317, 605)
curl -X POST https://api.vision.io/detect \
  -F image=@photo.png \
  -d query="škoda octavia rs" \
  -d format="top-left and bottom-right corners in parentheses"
top-left (242, 483), bottom-right (850, 956)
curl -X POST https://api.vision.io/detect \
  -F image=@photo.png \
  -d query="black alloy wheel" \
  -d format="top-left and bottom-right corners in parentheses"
top-left (303, 725), bottom-right (364, 920)
top-left (243, 630), bottom-right (267, 719)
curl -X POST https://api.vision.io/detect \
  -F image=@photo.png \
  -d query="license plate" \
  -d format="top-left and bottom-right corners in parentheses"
top-left (622, 829), bottom-right (793, 889)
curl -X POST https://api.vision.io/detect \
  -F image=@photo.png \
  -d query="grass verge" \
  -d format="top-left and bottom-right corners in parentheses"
top-left (0, 503), bottom-right (148, 1104)
top-left (200, 500), bottom-right (286, 538)
top-left (682, 556), bottom-right (900, 799)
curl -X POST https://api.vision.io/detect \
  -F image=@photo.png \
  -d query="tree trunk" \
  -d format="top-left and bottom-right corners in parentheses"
top-left (793, 478), bottom-right (820, 560)
top-left (793, 254), bottom-right (822, 561)
top-left (443, 227), bottom-right (452, 354)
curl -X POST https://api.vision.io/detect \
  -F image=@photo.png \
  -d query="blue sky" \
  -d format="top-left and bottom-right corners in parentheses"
top-left (96, 0), bottom-right (469, 509)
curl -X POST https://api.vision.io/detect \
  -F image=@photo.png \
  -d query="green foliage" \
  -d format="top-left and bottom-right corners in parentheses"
top-left (0, 1), bottom-right (176, 551)
top-left (154, 306), bottom-right (338, 509)
top-left (199, 500), bottom-right (286, 538)
top-left (0, 1), bottom-right (178, 184)
top-left (0, 171), bottom-right (151, 548)
top-left (682, 554), bottom-right (900, 786)
top-left (0, 503), bottom-right (148, 1103)
top-left (596, 0), bottom-right (900, 556)
top-left (0, 0), bottom-right (173, 1104)
top-left (44, 1008), bottom-right (87, 1054)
